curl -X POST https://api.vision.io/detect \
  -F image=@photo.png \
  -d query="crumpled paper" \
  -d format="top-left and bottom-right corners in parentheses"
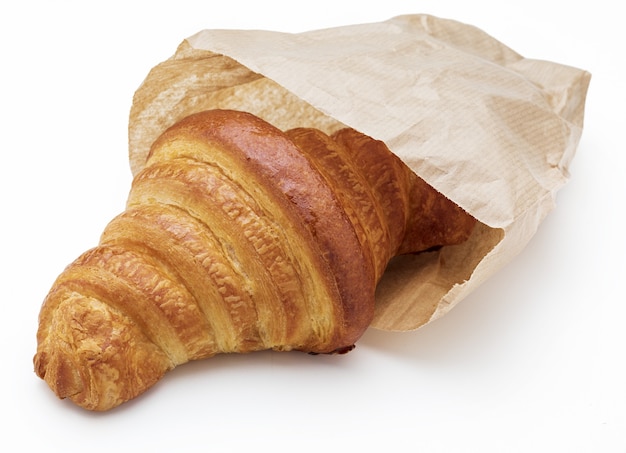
top-left (128, 14), bottom-right (590, 331)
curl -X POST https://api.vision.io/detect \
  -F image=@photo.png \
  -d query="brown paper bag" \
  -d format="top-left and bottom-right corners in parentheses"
top-left (128, 14), bottom-right (590, 332)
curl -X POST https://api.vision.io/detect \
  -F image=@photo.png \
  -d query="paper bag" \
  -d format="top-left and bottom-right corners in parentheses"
top-left (128, 14), bottom-right (590, 332)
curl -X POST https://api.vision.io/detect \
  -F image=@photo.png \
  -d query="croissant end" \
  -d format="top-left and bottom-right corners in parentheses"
top-left (35, 291), bottom-right (173, 410)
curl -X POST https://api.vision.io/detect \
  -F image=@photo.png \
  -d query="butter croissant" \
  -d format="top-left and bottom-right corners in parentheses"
top-left (34, 109), bottom-right (476, 410)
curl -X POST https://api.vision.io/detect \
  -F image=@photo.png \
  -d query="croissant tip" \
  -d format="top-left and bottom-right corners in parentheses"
top-left (34, 348), bottom-right (84, 400)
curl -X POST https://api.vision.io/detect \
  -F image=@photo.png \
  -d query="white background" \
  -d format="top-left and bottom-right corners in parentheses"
top-left (1, 1), bottom-right (624, 451)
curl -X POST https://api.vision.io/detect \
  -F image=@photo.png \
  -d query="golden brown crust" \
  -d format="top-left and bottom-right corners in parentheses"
top-left (34, 109), bottom-right (476, 410)
top-left (332, 127), bottom-right (476, 254)
top-left (147, 110), bottom-right (373, 351)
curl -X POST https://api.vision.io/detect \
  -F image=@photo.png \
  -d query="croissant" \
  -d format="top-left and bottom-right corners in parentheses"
top-left (34, 109), bottom-right (476, 410)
